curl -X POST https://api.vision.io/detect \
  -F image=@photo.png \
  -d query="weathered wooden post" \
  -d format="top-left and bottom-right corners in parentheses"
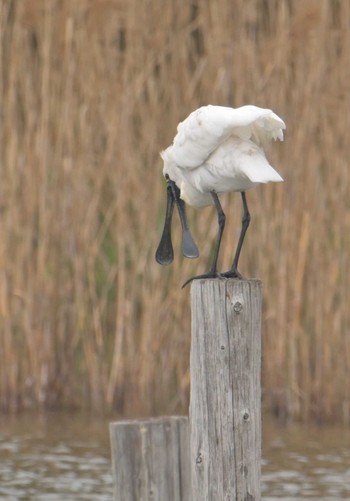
top-left (190, 278), bottom-right (262, 500)
top-left (109, 416), bottom-right (190, 501)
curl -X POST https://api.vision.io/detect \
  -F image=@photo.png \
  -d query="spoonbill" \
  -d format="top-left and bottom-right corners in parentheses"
top-left (155, 104), bottom-right (285, 286)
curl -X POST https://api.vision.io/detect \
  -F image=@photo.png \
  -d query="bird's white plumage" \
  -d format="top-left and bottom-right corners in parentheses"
top-left (162, 104), bottom-right (285, 207)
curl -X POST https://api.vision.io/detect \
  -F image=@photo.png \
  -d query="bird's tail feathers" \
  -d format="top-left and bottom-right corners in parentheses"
top-left (243, 156), bottom-right (283, 184)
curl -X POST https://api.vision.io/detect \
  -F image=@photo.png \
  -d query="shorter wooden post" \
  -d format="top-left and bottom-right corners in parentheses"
top-left (110, 416), bottom-right (190, 501)
top-left (190, 278), bottom-right (262, 500)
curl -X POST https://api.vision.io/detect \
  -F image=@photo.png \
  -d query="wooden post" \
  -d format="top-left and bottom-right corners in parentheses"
top-left (109, 416), bottom-right (190, 501)
top-left (190, 279), bottom-right (262, 500)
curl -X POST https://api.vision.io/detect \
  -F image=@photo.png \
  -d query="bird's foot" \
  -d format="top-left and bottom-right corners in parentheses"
top-left (182, 268), bottom-right (244, 288)
top-left (182, 271), bottom-right (220, 288)
top-left (220, 268), bottom-right (244, 279)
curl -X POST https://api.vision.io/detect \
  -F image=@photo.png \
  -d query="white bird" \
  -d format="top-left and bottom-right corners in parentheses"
top-left (155, 104), bottom-right (286, 286)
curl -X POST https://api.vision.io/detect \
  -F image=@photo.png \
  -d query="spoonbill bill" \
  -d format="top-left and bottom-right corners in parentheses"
top-left (155, 104), bottom-right (286, 286)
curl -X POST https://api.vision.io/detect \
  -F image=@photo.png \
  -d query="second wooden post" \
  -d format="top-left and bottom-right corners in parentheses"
top-left (190, 278), bottom-right (262, 500)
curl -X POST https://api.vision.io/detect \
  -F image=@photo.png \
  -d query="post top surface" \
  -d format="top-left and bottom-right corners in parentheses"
top-left (190, 277), bottom-right (262, 287)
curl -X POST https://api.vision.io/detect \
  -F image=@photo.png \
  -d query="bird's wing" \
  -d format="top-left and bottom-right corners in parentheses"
top-left (184, 137), bottom-right (283, 196)
top-left (171, 105), bottom-right (286, 169)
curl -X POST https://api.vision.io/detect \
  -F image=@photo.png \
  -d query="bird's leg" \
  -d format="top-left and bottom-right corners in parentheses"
top-left (165, 175), bottom-right (199, 259)
top-left (222, 191), bottom-right (250, 278)
top-left (155, 183), bottom-right (175, 265)
top-left (209, 191), bottom-right (226, 273)
top-left (182, 191), bottom-right (225, 288)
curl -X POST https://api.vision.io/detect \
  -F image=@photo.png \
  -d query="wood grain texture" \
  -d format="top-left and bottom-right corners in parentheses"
top-left (190, 278), bottom-right (262, 501)
top-left (110, 416), bottom-right (190, 501)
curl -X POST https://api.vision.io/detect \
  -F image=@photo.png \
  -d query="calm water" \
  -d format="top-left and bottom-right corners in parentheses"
top-left (262, 418), bottom-right (350, 500)
top-left (0, 413), bottom-right (349, 500)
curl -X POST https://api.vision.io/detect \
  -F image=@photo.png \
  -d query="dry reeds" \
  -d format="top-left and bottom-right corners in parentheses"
top-left (0, 0), bottom-right (349, 423)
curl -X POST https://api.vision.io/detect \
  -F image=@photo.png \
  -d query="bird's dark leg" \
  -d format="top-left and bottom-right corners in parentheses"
top-left (182, 191), bottom-right (225, 288)
top-left (165, 175), bottom-right (199, 259)
top-left (208, 192), bottom-right (226, 274)
top-left (155, 183), bottom-right (175, 265)
top-left (222, 191), bottom-right (250, 278)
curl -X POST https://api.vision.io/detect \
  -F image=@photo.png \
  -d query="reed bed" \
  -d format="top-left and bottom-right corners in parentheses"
top-left (0, 0), bottom-right (349, 423)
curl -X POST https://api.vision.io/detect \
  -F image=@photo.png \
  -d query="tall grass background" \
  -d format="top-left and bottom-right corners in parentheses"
top-left (0, 0), bottom-right (349, 423)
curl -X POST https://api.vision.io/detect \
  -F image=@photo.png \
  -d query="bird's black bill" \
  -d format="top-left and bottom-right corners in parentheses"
top-left (176, 197), bottom-right (199, 259)
top-left (156, 175), bottom-right (199, 266)
top-left (155, 185), bottom-right (175, 265)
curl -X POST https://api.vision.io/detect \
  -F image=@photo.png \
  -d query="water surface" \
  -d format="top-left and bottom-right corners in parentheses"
top-left (262, 417), bottom-right (350, 500)
top-left (0, 413), bottom-right (112, 500)
top-left (0, 413), bottom-right (349, 500)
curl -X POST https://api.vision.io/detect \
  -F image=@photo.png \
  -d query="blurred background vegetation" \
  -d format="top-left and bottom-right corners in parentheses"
top-left (0, 0), bottom-right (349, 424)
